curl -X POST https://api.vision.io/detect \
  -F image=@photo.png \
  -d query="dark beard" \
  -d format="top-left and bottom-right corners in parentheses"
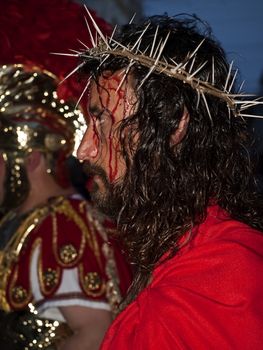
top-left (83, 162), bottom-right (123, 220)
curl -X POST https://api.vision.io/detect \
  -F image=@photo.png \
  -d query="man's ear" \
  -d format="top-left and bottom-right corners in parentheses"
top-left (170, 109), bottom-right (190, 146)
top-left (26, 151), bottom-right (42, 172)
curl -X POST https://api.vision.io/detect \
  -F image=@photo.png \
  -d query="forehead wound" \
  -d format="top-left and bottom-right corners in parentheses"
top-left (91, 72), bottom-right (134, 105)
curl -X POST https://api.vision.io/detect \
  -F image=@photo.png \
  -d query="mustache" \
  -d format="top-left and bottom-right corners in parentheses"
top-left (83, 161), bottom-right (107, 180)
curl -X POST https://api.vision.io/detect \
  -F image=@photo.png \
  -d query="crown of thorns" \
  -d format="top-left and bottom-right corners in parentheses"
top-left (55, 6), bottom-right (263, 120)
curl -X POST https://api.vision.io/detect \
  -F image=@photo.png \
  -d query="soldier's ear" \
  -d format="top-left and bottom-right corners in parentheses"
top-left (170, 109), bottom-right (190, 146)
top-left (26, 151), bottom-right (42, 172)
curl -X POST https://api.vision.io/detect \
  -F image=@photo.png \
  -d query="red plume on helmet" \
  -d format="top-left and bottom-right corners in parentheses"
top-left (0, 0), bottom-right (112, 201)
top-left (0, 0), bottom-right (112, 106)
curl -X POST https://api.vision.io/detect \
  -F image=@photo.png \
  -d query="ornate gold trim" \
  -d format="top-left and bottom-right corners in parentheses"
top-left (8, 266), bottom-right (32, 309)
top-left (87, 208), bottom-right (123, 316)
top-left (0, 207), bottom-right (49, 310)
top-left (79, 264), bottom-right (106, 297)
top-left (52, 199), bottom-right (93, 267)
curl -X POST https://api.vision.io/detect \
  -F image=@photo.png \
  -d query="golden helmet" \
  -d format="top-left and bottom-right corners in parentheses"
top-left (0, 64), bottom-right (86, 213)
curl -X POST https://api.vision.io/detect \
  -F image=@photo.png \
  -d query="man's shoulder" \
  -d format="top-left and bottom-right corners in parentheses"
top-left (152, 205), bottom-right (263, 286)
top-left (197, 204), bottom-right (263, 245)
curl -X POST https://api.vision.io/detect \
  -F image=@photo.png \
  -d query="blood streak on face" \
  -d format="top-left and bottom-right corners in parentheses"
top-left (77, 70), bottom-right (135, 188)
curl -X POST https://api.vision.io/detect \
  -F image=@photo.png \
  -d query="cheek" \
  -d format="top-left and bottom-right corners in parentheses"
top-left (105, 111), bottom-right (127, 182)
top-left (104, 133), bottom-right (119, 183)
top-left (91, 124), bottom-right (101, 157)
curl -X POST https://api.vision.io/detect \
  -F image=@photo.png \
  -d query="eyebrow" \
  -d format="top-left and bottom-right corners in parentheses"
top-left (88, 105), bottom-right (103, 116)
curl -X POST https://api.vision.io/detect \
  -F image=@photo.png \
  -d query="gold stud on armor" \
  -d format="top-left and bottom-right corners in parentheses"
top-left (84, 272), bottom-right (103, 292)
top-left (59, 244), bottom-right (78, 264)
top-left (11, 285), bottom-right (28, 303)
top-left (43, 268), bottom-right (59, 288)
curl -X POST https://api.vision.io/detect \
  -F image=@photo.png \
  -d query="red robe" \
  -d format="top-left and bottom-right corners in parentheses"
top-left (101, 205), bottom-right (263, 349)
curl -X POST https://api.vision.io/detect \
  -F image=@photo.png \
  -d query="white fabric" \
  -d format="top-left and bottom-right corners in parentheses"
top-left (30, 240), bottom-right (110, 320)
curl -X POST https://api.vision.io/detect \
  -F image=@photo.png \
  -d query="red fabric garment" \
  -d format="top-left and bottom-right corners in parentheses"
top-left (101, 205), bottom-right (263, 349)
top-left (0, 0), bottom-right (112, 111)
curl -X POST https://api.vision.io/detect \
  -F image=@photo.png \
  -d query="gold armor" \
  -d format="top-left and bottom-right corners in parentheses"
top-left (0, 56), bottom-right (130, 350)
top-left (0, 196), bottom-right (126, 349)
top-left (0, 64), bottom-right (86, 214)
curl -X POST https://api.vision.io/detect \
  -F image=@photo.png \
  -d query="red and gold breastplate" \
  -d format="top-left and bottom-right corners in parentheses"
top-left (0, 196), bottom-right (131, 314)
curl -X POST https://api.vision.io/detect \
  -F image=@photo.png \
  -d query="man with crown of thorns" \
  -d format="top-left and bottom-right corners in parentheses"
top-left (74, 11), bottom-right (263, 349)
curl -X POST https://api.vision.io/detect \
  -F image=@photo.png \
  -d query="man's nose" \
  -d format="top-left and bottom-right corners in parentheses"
top-left (77, 127), bottom-right (99, 161)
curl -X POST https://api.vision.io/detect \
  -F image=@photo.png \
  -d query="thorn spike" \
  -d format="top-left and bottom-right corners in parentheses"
top-left (116, 70), bottom-right (130, 92)
top-left (59, 62), bottom-right (85, 85)
top-left (201, 92), bottom-right (213, 122)
top-left (149, 26), bottom-right (159, 58)
top-left (69, 49), bottom-right (81, 54)
top-left (109, 25), bottom-right (118, 43)
top-left (239, 114), bottom-right (263, 119)
top-left (228, 69), bottom-right (238, 93)
top-left (84, 5), bottom-right (110, 48)
top-left (84, 16), bottom-right (96, 48)
top-left (212, 56), bottom-right (215, 85)
top-left (188, 38), bottom-right (206, 60)
top-left (196, 90), bottom-right (201, 109)
top-left (238, 80), bottom-right (245, 93)
top-left (138, 65), bottom-right (156, 89)
top-left (129, 13), bottom-right (136, 24)
top-left (224, 60), bottom-right (234, 92)
top-left (77, 38), bottom-right (90, 50)
top-left (76, 77), bottom-right (91, 108)
top-left (153, 31), bottom-right (170, 63)
top-left (51, 52), bottom-right (79, 57)
top-left (189, 60), bottom-right (207, 79)
top-left (152, 38), bottom-right (162, 59)
top-left (188, 56), bottom-right (196, 74)
top-left (131, 23), bottom-right (151, 51)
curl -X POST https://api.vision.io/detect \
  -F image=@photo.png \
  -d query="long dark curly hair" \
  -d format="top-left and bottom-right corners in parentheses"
top-left (81, 15), bottom-right (263, 305)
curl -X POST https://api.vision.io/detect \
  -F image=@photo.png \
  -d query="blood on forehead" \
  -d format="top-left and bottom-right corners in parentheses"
top-left (96, 72), bottom-right (126, 118)
top-left (98, 73), bottom-right (125, 95)
top-left (89, 70), bottom-right (136, 116)
top-left (88, 71), bottom-right (134, 182)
